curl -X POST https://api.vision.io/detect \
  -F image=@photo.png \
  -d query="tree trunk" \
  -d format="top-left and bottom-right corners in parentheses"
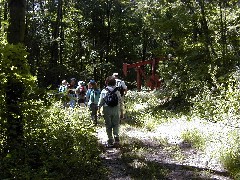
top-left (0, 1), bottom-right (2, 29)
top-left (105, 0), bottom-right (112, 64)
top-left (47, 0), bottom-right (62, 86)
top-left (219, 1), bottom-right (227, 58)
top-left (50, 0), bottom-right (61, 67)
top-left (4, 1), bottom-right (8, 22)
top-left (59, 17), bottom-right (64, 65)
top-left (5, 0), bottom-right (26, 156)
top-left (7, 0), bottom-right (26, 44)
top-left (142, 29), bottom-right (147, 61)
top-left (199, 0), bottom-right (215, 58)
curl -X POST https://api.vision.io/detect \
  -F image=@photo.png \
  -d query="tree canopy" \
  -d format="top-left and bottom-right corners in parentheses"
top-left (1, 0), bottom-right (239, 90)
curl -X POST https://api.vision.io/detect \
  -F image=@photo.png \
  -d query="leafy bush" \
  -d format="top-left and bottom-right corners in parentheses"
top-left (0, 100), bottom-right (106, 179)
top-left (191, 68), bottom-right (240, 123)
top-left (220, 130), bottom-right (240, 179)
top-left (125, 90), bottom-right (188, 130)
top-left (180, 129), bottom-right (206, 150)
top-left (0, 42), bottom-right (37, 157)
top-left (124, 90), bottom-right (171, 128)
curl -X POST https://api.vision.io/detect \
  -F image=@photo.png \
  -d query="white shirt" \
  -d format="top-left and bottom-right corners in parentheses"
top-left (115, 78), bottom-right (127, 90)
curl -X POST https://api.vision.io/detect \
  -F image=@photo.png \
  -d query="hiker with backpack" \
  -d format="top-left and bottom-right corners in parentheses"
top-left (59, 79), bottom-right (68, 93)
top-left (58, 79), bottom-right (69, 108)
top-left (67, 78), bottom-right (78, 109)
top-left (76, 80), bottom-right (87, 107)
top-left (98, 76), bottom-right (122, 148)
top-left (86, 80), bottom-right (101, 125)
top-left (112, 73), bottom-right (127, 119)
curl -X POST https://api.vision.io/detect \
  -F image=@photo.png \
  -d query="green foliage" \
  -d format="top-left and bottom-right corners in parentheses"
top-left (19, 0), bottom-right (240, 91)
top-left (1, 43), bottom-right (35, 81)
top-left (0, 99), bottom-right (106, 179)
top-left (191, 69), bottom-right (240, 123)
top-left (220, 130), bottom-right (240, 178)
top-left (181, 129), bottom-right (206, 150)
top-left (0, 43), bottom-right (37, 105)
top-left (0, 38), bottom-right (104, 179)
top-left (0, 41), bottom-right (37, 156)
top-left (124, 90), bottom-right (180, 129)
top-left (2, 0), bottom-right (240, 178)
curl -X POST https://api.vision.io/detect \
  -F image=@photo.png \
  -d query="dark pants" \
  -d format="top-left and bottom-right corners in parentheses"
top-left (90, 103), bottom-right (98, 125)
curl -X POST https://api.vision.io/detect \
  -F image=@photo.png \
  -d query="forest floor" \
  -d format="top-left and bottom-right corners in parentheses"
top-left (96, 116), bottom-right (235, 180)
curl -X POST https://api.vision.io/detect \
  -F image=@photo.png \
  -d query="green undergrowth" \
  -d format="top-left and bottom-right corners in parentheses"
top-left (124, 90), bottom-right (178, 129)
top-left (219, 130), bottom-right (240, 179)
top-left (180, 129), bottom-right (206, 150)
top-left (0, 100), bottom-right (107, 179)
top-left (124, 88), bottom-right (240, 178)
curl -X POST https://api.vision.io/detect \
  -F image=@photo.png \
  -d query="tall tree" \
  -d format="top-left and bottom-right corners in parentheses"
top-left (7, 0), bottom-right (26, 44)
top-left (5, 0), bottom-right (26, 155)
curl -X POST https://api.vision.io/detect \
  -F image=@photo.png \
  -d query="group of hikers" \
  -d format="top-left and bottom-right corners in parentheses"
top-left (58, 73), bottom-right (127, 148)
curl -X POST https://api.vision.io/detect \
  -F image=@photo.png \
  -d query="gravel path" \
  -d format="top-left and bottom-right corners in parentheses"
top-left (96, 117), bottom-right (235, 180)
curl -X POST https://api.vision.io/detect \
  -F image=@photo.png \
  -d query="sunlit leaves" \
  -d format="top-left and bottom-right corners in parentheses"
top-left (220, 129), bottom-right (240, 178)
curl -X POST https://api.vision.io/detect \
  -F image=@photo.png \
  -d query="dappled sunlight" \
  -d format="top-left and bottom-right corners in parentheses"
top-left (97, 117), bottom-right (233, 179)
top-left (87, 88), bottom-right (238, 179)
top-left (129, 159), bottom-right (147, 169)
top-left (133, 103), bottom-right (148, 111)
top-left (2, 0), bottom-right (240, 179)
top-left (122, 117), bottom-right (234, 172)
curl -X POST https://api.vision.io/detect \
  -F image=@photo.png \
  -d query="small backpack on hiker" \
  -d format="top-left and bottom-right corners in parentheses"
top-left (104, 87), bottom-right (119, 107)
top-left (76, 81), bottom-right (87, 95)
top-left (76, 81), bottom-right (87, 105)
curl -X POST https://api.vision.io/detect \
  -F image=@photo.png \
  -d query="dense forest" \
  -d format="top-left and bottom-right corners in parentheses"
top-left (0, 0), bottom-right (240, 179)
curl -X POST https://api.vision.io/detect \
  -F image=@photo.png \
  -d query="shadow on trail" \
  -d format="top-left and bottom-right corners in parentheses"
top-left (111, 133), bottom-right (230, 179)
top-left (102, 148), bottom-right (230, 179)
top-left (121, 157), bottom-right (230, 180)
top-left (100, 135), bottom-right (231, 180)
top-left (97, 115), bottom-right (232, 179)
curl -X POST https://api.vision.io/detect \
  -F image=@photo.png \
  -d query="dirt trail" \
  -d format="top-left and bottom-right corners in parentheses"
top-left (96, 118), bottom-right (234, 180)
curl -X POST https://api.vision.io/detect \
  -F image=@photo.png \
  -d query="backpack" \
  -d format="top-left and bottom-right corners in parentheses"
top-left (104, 87), bottom-right (118, 107)
top-left (59, 85), bottom-right (67, 93)
top-left (77, 85), bottom-right (86, 95)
